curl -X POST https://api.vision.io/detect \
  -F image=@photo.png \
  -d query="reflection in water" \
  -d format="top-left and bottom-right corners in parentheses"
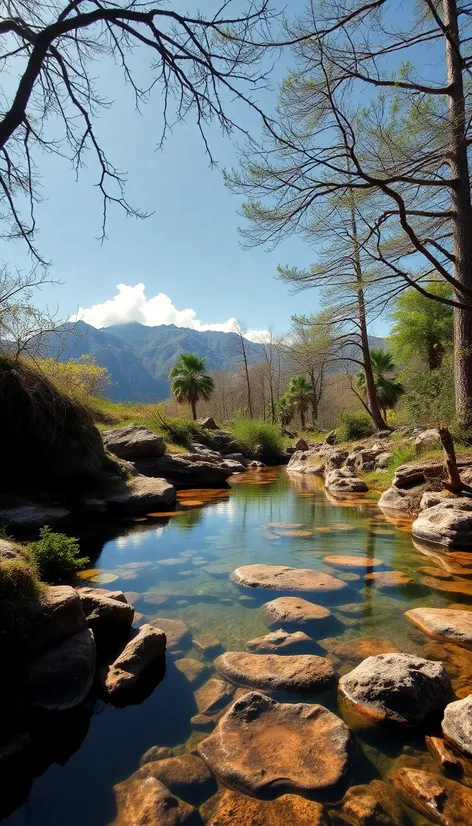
top-left (4, 468), bottom-right (471, 826)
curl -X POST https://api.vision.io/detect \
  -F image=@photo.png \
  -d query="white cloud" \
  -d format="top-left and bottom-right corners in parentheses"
top-left (71, 282), bottom-right (268, 341)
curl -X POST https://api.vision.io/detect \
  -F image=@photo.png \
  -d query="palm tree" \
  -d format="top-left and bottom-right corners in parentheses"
top-left (277, 393), bottom-right (295, 428)
top-left (287, 375), bottom-right (313, 431)
top-left (356, 349), bottom-right (404, 421)
top-left (169, 353), bottom-right (214, 420)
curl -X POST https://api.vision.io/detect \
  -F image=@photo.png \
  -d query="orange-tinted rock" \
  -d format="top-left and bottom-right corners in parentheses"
top-left (338, 780), bottom-right (405, 826)
top-left (197, 691), bottom-right (353, 798)
top-left (101, 624), bottom-right (166, 698)
top-left (149, 617), bottom-right (192, 651)
top-left (201, 789), bottom-right (329, 825)
top-left (174, 658), bottom-right (208, 686)
top-left (421, 577), bottom-right (472, 601)
top-left (230, 564), bottom-right (347, 593)
top-left (323, 555), bottom-right (384, 570)
top-left (405, 608), bottom-right (472, 650)
top-left (194, 678), bottom-right (234, 715)
top-left (112, 775), bottom-right (199, 825)
top-left (333, 638), bottom-right (401, 665)
top-left (425, 736), bottom-right (464, 775)
top-left (193, 634), bottom-right (221, 656)
top-left (391, 767), bottom-right (472, 825)
top-left (339, 654), bottom-right (451, 727)
top-left (365, 571), bottom-right (413, 589)
top-left (417, 567), bottom-right (452, 580)
top-left (214, 651), bottom-right (335, 692)
top-left (261, 596), bottom-right (331, 627)
top-left (121, 753), bottom-right (216, 806)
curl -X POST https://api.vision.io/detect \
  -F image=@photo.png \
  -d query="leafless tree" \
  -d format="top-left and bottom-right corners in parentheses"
top-left (227, 0), bottom-right (472, 428)
top-left (231, 319), bottom-right (254, 417)
top-left (0, 1), bottom-right (276, 262)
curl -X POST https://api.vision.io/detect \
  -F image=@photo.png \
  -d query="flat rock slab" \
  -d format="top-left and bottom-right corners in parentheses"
top-left (112, 775), bottom-right (199, 826)
top-left (230, 564), bottom-right (347, 594)
top-left (323, 555), bottom-right (384, 571)
top-left (214, 652), bottom-right (335, 692)
top-left (261, 597), bottom-right (331, 627)
top-left (201, 790), bottom-right (329, 825)
top-left (150, 618), bottom-right (192, 651)
top-left (197, 691), bottom-right (353, 799)
top-left (405, 607), bottom-right (472, 650)
top-left (193, 633), bottom-right (221, 655)
top-left (365, 571), bottom-right (414, 590)
top-left (391, 768), bottom-right (472, 826)
top-left (421, 576), bottom-right (472, 601)
top-left (123, 754), bottom-right (216, 806)
top-left (102, 425), bottom-right (166, 461)
top-left (442, 695), bottom-right (472, 757)
top-left (194, 678), bottom-right (234, 715)
top-left (333, 638), bottom-right (401, 665)
top-left (246, 629), bottom-right (313, 654)
top-left (174, 658), bottom-right (208, 686)
top-left (339, 653), bottom-right (451, 727)
top-left (106, 476), bottom-right (175, 514)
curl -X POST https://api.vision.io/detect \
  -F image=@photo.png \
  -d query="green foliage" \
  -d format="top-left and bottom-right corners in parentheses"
top-left (286, 375), bottom-right (313, 429)
top-left (356, 349), bottom-right (404, 415)
top-left (37, 355), bottom-right (111, 404)
top-left (0, 553), bottom-right (42, 654)
top-left (27, 527), bottom-right (89, 584)
top-left (230, 417), bottom-right (284, 457)
top-left (277, 393), bottom-right (295, 427)
top-left (395, 355), bottom-right (455, 426)
top-left (389, 284), bottom-right (453, 370)
top-left (336, 410), bottom-right (375, 442)
top-left (169, 353), bottom-right (214, 420)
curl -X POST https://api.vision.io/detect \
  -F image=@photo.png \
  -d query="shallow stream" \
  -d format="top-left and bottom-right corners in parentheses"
top-left (5, 467), bottom-right (472, 825)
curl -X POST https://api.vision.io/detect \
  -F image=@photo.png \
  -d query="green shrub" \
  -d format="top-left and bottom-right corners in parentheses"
top-left (0, 556), bottom-right (42, 653)
top-left (230, 417), bottom-right (284, 457)
top-left (27, 526), bottom-right (89, 583)
top-left (336, 410), bottom-right (375, 442)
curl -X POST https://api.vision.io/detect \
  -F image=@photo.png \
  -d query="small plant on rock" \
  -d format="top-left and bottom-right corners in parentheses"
top-left (27, 526), bottom-right (89, 584)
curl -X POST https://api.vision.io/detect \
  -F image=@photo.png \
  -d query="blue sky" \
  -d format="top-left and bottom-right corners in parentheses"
top-left (5, 0), bottom-right (396, 338)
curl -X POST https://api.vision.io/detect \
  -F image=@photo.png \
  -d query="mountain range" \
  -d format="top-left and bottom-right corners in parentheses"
top-left (18, 320), bottom-right (384, 402)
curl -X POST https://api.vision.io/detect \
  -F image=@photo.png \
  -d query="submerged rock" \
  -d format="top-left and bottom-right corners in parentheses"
top-left (105, 475), bottom-right (175, 513)
top-left (405, 607), bottom-right (472, 650)
top-left (333, 638), bottom-right (401, 665)
top-left (365, 571), bottom-right (414, 590)
top-left (261, 596), bottom-right (331, 627)
top-left (442, 695), bottom-right (472, 757)
top-left (246, 629), bottom-right (313, 654)
top-left (102, 425), bottom-right (166, 461)
top-left (125, 754), bottom-right (216, 806)
top-left (338, 780), bottom-right (405, 826)
top-left (323, 555), bottom-right (384, 570)
top-left (174, 658), bottom-right (208, 686)
top-left (112, 775), bottom-right (200, 826)
top-left (214, 651), bottom-right (336, 692)
top-left (390, 767), bottom-right (472, 826)
top-left (201, 790), bottom-right (329, 825)
top-left (149, 618), bottom-right (192, 651)
top-left (412, 499), bottom-right (472, 547)
top-left (194, 678), bottom-right (234, 715)
top-left (101, 623), bottom-right (166, 698)
top-left (28, 627), bottom-right (96, 711)
top-left (230, 564), bottom-right (347, 594)
top-left (339, 653), bottom-right (451, 727)
top-left (197, 691), bottom-right (353, 798)
top-left (426, 735), bottom-right (464, 774)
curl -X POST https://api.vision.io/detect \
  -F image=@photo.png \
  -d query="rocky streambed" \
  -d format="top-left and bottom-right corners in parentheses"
top-left (4, 459), bottom-right (472, 826)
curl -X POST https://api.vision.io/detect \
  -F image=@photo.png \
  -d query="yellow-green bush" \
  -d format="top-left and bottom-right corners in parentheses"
top-left (37, 355), bottom-right (111, 405)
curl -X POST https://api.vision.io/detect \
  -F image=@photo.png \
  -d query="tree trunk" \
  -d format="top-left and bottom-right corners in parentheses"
top-left (350, 202), bottom-right (388, 430)
top-left (190, 398), bottom-right (197, 420)
top-left (443, 0), bottom-right (472, 429)
top-left (309, 369), bottom-right (318, 425)
top-left (300, 405), bottom-right (306, 431)
top-left (439, 426), bottom-right (462, 491)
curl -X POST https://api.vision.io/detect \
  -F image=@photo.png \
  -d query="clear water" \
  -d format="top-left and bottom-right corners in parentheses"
top-left (5, 468), bottom-right (472, 825)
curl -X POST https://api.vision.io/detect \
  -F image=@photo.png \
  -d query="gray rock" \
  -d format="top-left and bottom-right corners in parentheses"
top-left (442, 695), bottom-right (472, 757)
top-left (0, 538), bottom-right (20, 560)
top-left (325, 468), bottom-right (368, 494)
top-left (231, 564), bottom-right (347, 594)
top-left (286, 450), bottom-right (324, 475)
top-left (102, 425), bottom-right (166, 460)
top-left (261, 596), bottom-right (331, 627)
top-left (325, 449), bottom-right (349, 471)
top-left (246, 629), bottom-right (313, 654)
top-left (294, 438), bottom-right (309, 451)
top-left (339, 653), bottom-right (451, 726)
top-left (28, 627), bottom-right (96, 710)
top-left (0, 504), bottom-right (70, 532)
top-left (412, 499), bottom-right (472, 547)
top-left (415, 428), bottom-right (440, 453)
top-left (378, 485), bottom-right (420, 514)
top-left (196, 416), bottom-right (218, 430)
top-left (105, 475), bottom-right (175, 513)
top-left (77, 588), bottom-right (134, 634)
top-left (214, 651), bottom-right (336, 692)
top-left (134, 454), bottom-right (233, 488)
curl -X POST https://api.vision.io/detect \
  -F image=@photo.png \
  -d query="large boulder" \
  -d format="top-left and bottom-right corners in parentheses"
top-left (28, 585), bottom-right (87, 655)
top-left (134, 454), bottom-right (233, 488)
top-left (201, 790), bottom-right (328, 826)
top-left (0, 503), bottom-right (70, 532)
top-left (105, 475), bottom-right (175, 513)
top-left (196, 417), bottom-right (218, 430)
top-left (102, 426), bottom-right (166, 460)
top-left (412, 499), bottom-right (472, 547)
top-left (101, 623), bottom-right (166, 698)
top-left (442, 695), bottom-right (472, 757)
top-left (197, 691), bottom-right (353, 799)
top-left (28, 627), bottom-right (96, 711)
top-left (77, 588), bottom-right (134, 635)
top-left (378, 485), bottom-right (420, 514)
top-left (339, 653), bottom-right (451, 727)
top-left (121, 754), bottom-right (216, 807)
top-left (112, 775), bottom-right (200, 826)
top-left (325, 468), bottom-right (368, 494)
top-left (230, 564), bottom-right (347, 594)
top-left (286, 449), bottom-right (325, 475)
top-left (338, 780), bottom-right (405, 826)
top-left (391, 768), bottom-right (472, 826)
top-left (405, 607), bottom-right (472, 650)
top-left (261, 596), bottom-right (331, 626)
top-left (214, 651), bottom-right (336, 692)
top-left (415, 428), bottom-right (440, 453)
top-left (325, 449), bottom-right (349, 471)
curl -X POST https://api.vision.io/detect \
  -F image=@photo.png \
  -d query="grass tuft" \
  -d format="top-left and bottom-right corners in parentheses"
top-left (229, 417), bottom-right (284, 457)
